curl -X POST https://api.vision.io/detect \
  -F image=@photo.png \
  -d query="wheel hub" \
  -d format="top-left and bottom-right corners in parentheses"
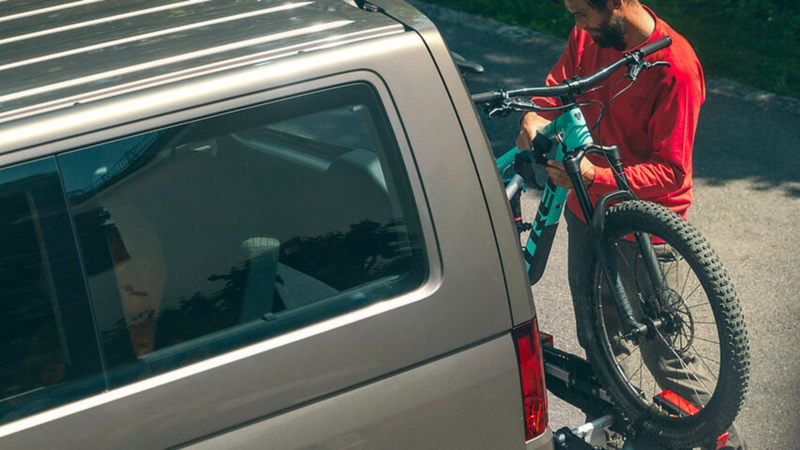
top-left (645, 287), bottom-right (695, 354)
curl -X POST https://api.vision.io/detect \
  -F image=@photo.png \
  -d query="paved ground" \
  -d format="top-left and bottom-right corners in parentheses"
top-left (410, 1), bottom-right (800, 448)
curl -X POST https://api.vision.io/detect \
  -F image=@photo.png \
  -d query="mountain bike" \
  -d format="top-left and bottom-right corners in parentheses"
top-left (471, 37), bottom-right (750, 449)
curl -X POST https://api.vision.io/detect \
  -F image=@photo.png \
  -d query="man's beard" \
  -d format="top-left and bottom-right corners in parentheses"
top-left (590, 14), bottom-right (627, 51)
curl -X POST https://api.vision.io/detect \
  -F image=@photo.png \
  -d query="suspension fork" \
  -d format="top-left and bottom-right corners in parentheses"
top-left (563, 146), bottom-right (649, 338)
top-left (600, 146), bottom-right (671, 302)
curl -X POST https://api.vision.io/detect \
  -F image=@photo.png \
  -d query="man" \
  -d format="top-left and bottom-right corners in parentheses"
top-left (517, 0), bottom-right (701, 220)
top-left (516, 1), bottom-right (746, 449)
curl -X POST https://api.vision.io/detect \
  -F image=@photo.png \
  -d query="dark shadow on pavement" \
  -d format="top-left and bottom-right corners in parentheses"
top-left (694, 95), bottom-right (800, 197)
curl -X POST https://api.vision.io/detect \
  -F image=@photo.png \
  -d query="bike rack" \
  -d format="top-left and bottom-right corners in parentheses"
top-left (543, 342), bottom-right (672, 450)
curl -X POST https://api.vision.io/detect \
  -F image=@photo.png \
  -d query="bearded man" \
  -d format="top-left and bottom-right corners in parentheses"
top-left (516, 1), bottom-right (746, 449)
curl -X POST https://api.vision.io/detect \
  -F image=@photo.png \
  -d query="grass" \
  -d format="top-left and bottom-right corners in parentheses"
top-left (424, 0), bottom-right (800, 98)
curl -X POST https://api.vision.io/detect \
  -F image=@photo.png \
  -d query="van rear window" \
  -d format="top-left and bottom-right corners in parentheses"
top-left (56, 83), bottom-right (427, 385)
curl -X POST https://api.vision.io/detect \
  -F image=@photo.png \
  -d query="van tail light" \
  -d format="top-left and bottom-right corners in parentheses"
top-left (512, 318), bottom-right (548, 441)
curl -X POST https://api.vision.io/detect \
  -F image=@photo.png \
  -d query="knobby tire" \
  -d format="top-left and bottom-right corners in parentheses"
top-left (575, 201), bottom-right (749, 449)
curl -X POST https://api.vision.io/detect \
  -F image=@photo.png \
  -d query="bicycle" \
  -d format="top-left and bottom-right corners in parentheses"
top-left (471, 36), bottom-right (749, 449)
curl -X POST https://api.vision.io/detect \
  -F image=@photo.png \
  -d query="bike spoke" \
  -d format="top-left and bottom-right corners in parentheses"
top-left (684, 343), bottom-right (720, 382)
top-left (691, 336), bottom-right (720, 347)
top-left (615, 347), bottom-right (636, 366)
top-left (665, 259), bottom-right (680, 288)
top-left (623, 345), bottom-right (648, 385)
top-left (685, 302), bottom-right (709, 309)
top-left (655, 329), bottom-right (714, 408)
top-left (681, 282), bottom-right (703, 303)
top-left (679, 256), bottom-right (692, 295)
top-left (613, 242), bottom-right (647, 296)
top-left (690, 351), bottom-right (720, 367)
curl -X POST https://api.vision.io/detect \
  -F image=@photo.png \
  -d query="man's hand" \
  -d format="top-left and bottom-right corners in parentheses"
top-left (516, 112), bottom-right (551, 151)
top-left (518, 111), bottom-right (595, 191)
top-left (544, 159), bottom-right (596, 190)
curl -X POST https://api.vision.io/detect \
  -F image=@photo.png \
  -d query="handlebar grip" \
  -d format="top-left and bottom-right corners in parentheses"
top-left (636, 36), bottom-right (672, 57)
top-left (471, 91), bottom-right (500, 104)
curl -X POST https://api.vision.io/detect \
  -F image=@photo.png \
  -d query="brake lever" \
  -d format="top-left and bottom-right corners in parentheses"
top-left (487, 106), bottom-right (512, 119)
top-left (482, 95), bottom-right (545, 118)
top-left (628, 59), bottom-right (671, 82)
top-left (481, 90), bottom-right (512, 118)
top-left (649, 61), bottom-right (671, 69)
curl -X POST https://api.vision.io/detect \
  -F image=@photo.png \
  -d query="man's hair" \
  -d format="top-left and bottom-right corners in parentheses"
top-left (585, 0), bottom-right (608, 8)
top-left (583, 0), bottom-right (636, 9)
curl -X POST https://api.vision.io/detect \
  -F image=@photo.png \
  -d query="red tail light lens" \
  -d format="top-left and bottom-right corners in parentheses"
top-left (512, 318), bottom-right (548, 440)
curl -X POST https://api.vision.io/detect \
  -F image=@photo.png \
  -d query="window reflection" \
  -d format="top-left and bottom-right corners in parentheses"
top-left (0, 159), bottom-right (102, 426)
top-left (57, 83), bottom-right (426, 385)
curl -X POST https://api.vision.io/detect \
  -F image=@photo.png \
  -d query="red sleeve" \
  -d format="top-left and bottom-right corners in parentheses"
top-left (589, 62), bottom-right (704, 200)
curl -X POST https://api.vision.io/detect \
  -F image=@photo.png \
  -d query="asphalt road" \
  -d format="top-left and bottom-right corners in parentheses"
top-left (410, 2), bottom-right (800, 448)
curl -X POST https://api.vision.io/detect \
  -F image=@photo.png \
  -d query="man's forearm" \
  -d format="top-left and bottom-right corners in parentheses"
top-left (516, 112), bottom-right (552, 151)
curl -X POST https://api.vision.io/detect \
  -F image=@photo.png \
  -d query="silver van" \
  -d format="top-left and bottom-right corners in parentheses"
top-left (0, 1), bottom-right (551, 448)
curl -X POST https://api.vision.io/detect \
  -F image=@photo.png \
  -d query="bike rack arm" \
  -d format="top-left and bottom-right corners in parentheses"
top-left (505, 174), bottom-right (524, 200)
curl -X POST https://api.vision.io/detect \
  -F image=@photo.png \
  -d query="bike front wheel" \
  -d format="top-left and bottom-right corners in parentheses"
top-left (575, 201), bottom-right (749, 449)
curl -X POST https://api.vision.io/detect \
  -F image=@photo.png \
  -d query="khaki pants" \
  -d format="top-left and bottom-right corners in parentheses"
top-left (564, 207), bottom-right (716, 409)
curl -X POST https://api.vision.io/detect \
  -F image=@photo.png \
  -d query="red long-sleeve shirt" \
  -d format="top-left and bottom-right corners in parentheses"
top-left (532, 7), bottom-right (705, 221)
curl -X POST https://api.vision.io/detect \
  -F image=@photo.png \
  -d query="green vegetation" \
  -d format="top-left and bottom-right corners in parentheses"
top-left (425, 0), bottom-right (800, 98)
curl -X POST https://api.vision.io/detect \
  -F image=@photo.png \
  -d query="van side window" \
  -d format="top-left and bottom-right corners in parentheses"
top-left (57, 83), bottom-right (427, 385)
top-left (0, 159), bottom-right (104, 426)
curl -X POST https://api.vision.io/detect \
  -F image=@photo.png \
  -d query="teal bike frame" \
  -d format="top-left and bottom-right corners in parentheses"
top-left (498, 104), bottom-right (657, 338)
top-left (477, 35), bottom-right (675, 339)
top-left (496, 108), bottom-right (594, 285)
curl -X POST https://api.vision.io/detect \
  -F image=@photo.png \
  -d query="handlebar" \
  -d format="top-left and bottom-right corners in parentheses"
top-left (470, 91), bottom-right (503, 104)
top-left (637, 35), bottom-right (673, 58)
top-left (471, 36), bottom-right (672, 104)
